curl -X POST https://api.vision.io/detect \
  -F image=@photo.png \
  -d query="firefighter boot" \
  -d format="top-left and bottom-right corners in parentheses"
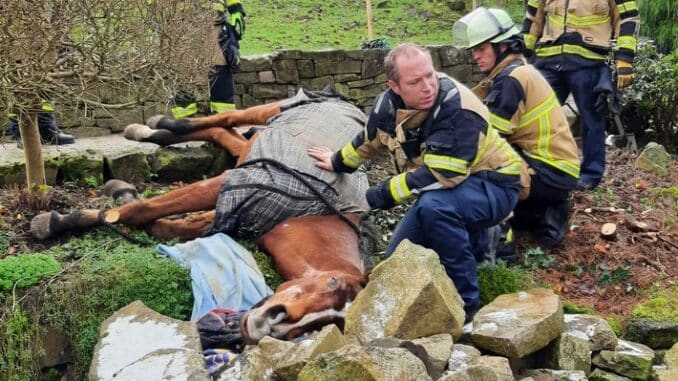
top-left (537, 198), bottom-right (572, 248)
top-left (38, 112), bottom-right (75, 145)
top-left (7, 117), bottom-right (23, 148)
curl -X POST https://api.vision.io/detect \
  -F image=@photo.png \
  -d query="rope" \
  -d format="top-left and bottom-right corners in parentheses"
top-left (97, 209), bottom-right (154, 247)
top-left (237, 158), bottom-right (363, 238)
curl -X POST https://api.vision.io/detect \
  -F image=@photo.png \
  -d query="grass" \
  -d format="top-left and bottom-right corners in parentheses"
top-left (242, 0), bottom-right (526, 55)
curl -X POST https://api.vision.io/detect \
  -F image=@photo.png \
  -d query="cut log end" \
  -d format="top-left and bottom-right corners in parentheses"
top-left (104, 210), bottom-right (120, 224)
top-left (601, 223), bottom-right (617, 239)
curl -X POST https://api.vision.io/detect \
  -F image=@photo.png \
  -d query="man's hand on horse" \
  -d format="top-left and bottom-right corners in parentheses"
top-left (307, 146), bottom-right (335, 171)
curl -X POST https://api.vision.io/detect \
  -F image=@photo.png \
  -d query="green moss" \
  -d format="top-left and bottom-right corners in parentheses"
top-left (0, 254), bottom-right (61, 291)
top-left (0, 307), bottom-right (39, 381)
top-left (563, 301), bottom-right (596, 315)
top-left (477, 262), bottom-right (533, 306)
top-left (631, 286), bottom-right (678, 322)
top-left (606, 314), bottom-right (625, 337)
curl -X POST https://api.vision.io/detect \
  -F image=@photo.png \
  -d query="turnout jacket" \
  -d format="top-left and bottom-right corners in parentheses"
top-left (473, 54), bottom-right (580, 191)
top-left (331, 74), bottom-right (528, 209)
top-left (522, 0), bottom-right (640, 67)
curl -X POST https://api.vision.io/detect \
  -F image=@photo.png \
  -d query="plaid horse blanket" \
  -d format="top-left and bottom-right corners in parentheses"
top-left (208, 89), bottom-right (369, 239)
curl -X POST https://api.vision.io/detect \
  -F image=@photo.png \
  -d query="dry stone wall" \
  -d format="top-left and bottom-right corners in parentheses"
top-left (55, 45), bottom-right (479, 135)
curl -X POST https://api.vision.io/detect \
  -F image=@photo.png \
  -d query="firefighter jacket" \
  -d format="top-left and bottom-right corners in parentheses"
top-left (331, 74), bottom-right (529, 208)
top-left (473, 54), bottom-right (580, 192)
top-left (522, 0), bottom-right (640, 65)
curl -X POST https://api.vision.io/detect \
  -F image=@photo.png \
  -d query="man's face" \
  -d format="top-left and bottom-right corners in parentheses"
top-left (472, 43), bottom-right (497, 74)
top-left (388, 51), bottom-right (439, 110)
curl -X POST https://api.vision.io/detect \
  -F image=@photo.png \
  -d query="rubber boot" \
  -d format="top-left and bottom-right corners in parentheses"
top-left (38, 112), bottom-right (75, 145)
top-left (7, 117), bottom-right (23, 148)
top-left (537, 198), bottom-right (572, 248)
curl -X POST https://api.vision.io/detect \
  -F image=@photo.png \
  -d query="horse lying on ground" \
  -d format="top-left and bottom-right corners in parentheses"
top-left (30, 89), bottom-right (378, 343)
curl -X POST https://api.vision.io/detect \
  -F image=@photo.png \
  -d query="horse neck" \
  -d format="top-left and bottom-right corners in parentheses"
top-left (256, 214), bottom-right (365, 281)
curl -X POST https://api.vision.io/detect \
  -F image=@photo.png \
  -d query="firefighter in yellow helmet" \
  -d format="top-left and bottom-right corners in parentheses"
top-left (170, 0), bottom-right (246, 119)
top-left (454, 7), bottom-right (580, 248)
top-left (522, 0), bottom-right (640, 190)
top-left (308, 44), bottom-right (528, 320)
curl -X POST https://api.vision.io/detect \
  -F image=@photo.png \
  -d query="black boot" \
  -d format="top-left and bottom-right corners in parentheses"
top-left (537, 198), bottom-right (572, 248)
top-left (7, 117), bottom-right (23, 148)
top-left (38, 112), bottom-right (75, 145)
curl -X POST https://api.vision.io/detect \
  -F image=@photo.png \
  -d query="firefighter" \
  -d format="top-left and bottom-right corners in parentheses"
top-left (308, 44), bottom-right (528, 320)
top-left (522, 0), bottom-right (640, 190)
top-left (8, 100), bottom-right (76, 148)
top-left (170, 0), bottom-right (246, 118)
top-left (453, 7), bottom-right (580, 248)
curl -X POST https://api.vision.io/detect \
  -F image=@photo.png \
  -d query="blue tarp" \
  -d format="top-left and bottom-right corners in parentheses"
top-left (157, 233), bottom-right (273, 321)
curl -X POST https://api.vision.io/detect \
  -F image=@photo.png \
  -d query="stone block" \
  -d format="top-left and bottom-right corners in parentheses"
top-left (298, 60), bottom-right (315, 78)
top-left (234, 72), bottom-right (260, 85)
top-left (273, 59), bottom-right (299, 84)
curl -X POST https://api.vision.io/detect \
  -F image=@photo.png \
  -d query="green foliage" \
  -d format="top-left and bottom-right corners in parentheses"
top-left (562, 301), bottom-right (595, 315)
top-left (243, 241), bottom-right (284, 289)
top-left (637, 0), bottom-right (677, 53)
top-left (523, 246), bottom-right (557, 270)
top-left (651, 186), bottom-right (678, 201)
top-left (0, 308), bottom-right (39, 381)
top-left (477, 261), bottom-right (533, 306)
top-left (0, 254), bottom-right (61, 292)
top-left (598, 265), bottom-right (630, 287)
top-left (631, 285), bottom-right (678, 322)
top-left (621, 40), bottom-right (678, 152)
top-left (34, 230), bottom-right (192, 377)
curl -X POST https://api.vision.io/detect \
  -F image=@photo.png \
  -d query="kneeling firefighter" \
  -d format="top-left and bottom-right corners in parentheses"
top-left (171, 0), bottom-right (246, 118)
top-left (453, 7), bottom-right (581, 248)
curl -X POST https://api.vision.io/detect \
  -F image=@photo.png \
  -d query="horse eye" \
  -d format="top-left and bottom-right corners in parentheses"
top-left (329, 277), bottom-right (338, 290)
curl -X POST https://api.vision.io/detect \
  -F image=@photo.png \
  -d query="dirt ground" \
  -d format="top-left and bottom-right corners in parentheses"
top-left (1, 147), bottom-right (676, 321)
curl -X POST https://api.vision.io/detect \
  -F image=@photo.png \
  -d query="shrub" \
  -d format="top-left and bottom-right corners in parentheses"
top-left (621, 40), bottom-right (678, 152)
top-left (0, 254), bottom-right (61, 292)
top-left (637, 0), bottom-right (677, 53)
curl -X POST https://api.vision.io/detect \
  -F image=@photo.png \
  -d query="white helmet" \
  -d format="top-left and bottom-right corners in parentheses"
top-left (453, 7), bottom-right (520, 48)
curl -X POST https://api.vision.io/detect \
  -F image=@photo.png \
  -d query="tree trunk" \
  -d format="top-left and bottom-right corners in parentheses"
top-left (365, 0), bottom-right (373, 40)
top-left (473, 0), bottom-right (478, 9)
top-left (19, 111), bottom-right (47, 186)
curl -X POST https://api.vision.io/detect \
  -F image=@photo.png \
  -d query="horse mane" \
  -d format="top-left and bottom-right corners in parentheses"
top-left (358, 215), bottom-right (381, 273)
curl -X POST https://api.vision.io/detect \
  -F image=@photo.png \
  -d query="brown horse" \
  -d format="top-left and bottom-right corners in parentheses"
top-left (30, 90), bottom-right (378, 343)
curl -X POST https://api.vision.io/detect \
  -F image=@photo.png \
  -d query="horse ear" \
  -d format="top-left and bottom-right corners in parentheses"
top-left (329, 277), bottom-right (338, 290)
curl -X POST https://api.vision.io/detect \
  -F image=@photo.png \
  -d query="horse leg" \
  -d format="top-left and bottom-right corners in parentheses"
top-left (125, 124), bottom-right (249, 157)
top-left (149, 101), bottom-right (283, 134)
top-left (145, 211), bottom-right (216, 240)
top-left (31, 173), bottom-right (227, 240)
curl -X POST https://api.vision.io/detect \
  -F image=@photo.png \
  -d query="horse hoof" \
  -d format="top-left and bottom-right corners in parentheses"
top-left (30, 211), bottom-right (59, 240)
top-left (102, 179), bottom-right (138, 204)
top-left (146, 114), bottom-right (165, 129)
top-left (123, 124), bottom-right (154, 141)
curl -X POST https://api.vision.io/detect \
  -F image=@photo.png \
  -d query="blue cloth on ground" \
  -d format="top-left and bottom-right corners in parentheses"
top-left (157, 233), bottom-right (273, 321)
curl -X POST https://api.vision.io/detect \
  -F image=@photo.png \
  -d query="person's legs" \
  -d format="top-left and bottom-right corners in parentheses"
top-left (386, 177), bottom-right (518, 316)
top-left (37, 112), bottom-right (75, 145)
top-left (209, 65), bottom-right (236, 113)
top-left (527, 175), bottom-right (572, 247)
top-left (539, 67), bottom-right (570, 105)
top-left (566, 67), bottom-right (606, 189)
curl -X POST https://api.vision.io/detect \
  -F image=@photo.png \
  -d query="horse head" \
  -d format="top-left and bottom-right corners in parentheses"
top-left (240, 271), bottom-right (366, 343)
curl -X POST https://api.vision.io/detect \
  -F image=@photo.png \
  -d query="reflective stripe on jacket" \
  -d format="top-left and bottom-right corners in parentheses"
top-left (473, 54), bottom-right (580, 192)
top-left (523, 0), bottom-right (640, 63)
top-left (332, 74), bottom-right (529, 205)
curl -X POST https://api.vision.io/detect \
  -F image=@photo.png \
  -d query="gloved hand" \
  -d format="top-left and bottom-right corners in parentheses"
top-left (593, 91), bottom-right (609, 114)
top-left (228, 3), bottom-right (246, 40)
top-left (365, 185), bottom-right (396, 210)
top-left (616, 60), bottom-right (634, 90)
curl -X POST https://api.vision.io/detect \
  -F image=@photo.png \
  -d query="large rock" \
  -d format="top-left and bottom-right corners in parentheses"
top-left (344, 240), bottom-right (466, 343)
top-left (635, 142), bottom-right (671, 177)
top-left (664, 343), bottom-right (678, 368)
top-left (274, 324), bottom-right (349, 381)
top-left (592, 339), bottom-right (655, 381)
top-left (588, 368), bottom-right (634, 381)
top-left (564, 314), bottom-right (618, 351)
top-left (625, 319), bottom-right (678, 349)
top-left (104, 147), bottom-right (153, 183)
top-left (150, 145), bottom-right (219, 182)
top-left (403, 333), bottom-right (453, 378)
top-left (441, 353), bottom-right (513, 381)
top-left (217, 346), bottom-right (275, 381)
top-left (543, 332), bottom-right (592, 375)
top-left (296, 344), bottom-right (384, 381)
top-left (521, 369), bottom-right (587, 381)
top-left (363, 346), bottom-right (432, 381)
top-left (88, 300), bottom-right (208, 381)
top-left (256, 336), bottom-right (295, 365)
top-left (472, 288), bottom-right (564, 358)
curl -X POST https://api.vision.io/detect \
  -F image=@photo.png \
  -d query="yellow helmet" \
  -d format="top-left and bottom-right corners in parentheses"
top-left (453, 7), bottom-right (520, 48)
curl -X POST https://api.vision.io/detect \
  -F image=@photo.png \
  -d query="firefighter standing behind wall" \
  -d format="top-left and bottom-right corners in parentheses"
top-left (171, 0), bottom-right (246, 118)
top-left (453, 7), bottom-right (580, 248)
top-left (522, 0), bottom-right (640, 190)
top-left (308, 44), bottom-right (528, 321)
